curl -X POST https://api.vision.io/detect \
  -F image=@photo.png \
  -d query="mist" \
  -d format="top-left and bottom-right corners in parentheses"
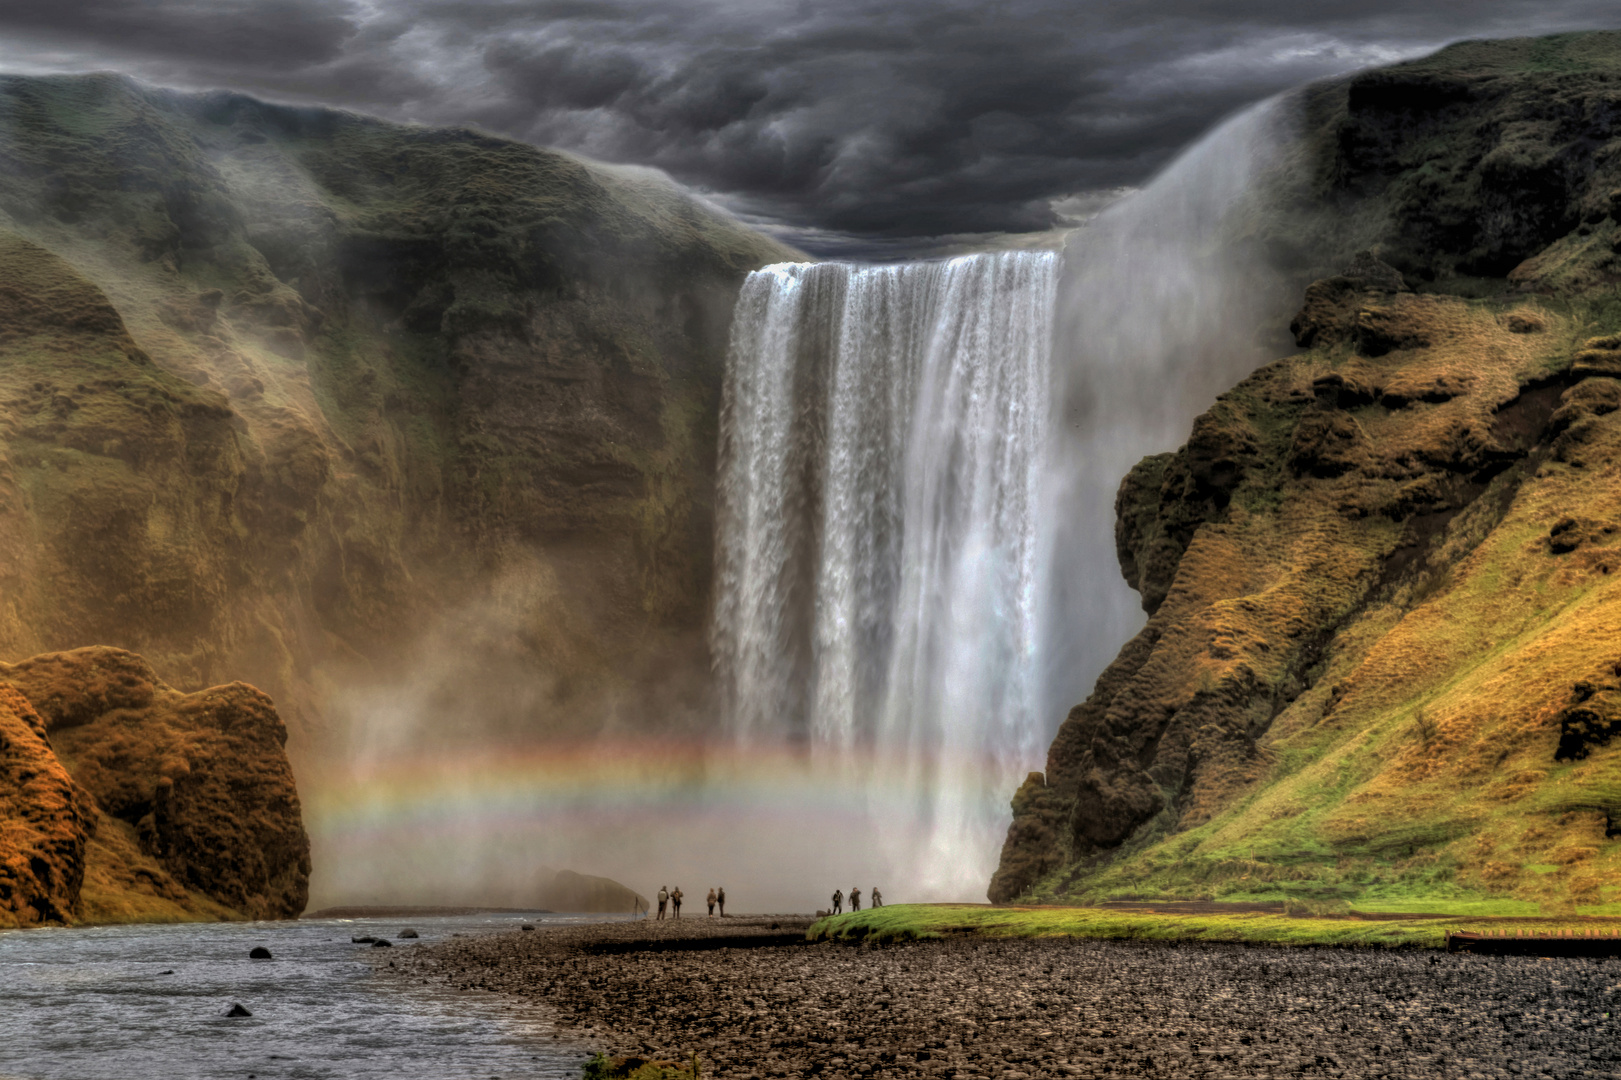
top-left (293, 90), bottom-right (1337, 915)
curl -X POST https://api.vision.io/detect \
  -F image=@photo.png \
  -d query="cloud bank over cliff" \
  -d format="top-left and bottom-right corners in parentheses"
top-left (1, 0), bottom-right (1617, 253)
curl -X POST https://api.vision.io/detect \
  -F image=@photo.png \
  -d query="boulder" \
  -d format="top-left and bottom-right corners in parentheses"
top-left (249, 946), bottom-right (272, 959)
top-left (223, 1002), bottom-right (252, 1017)
top-left (2, 647), bottom-right (310, 921)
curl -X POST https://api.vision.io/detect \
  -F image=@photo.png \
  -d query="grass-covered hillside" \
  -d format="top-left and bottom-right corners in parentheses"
top-left (994, 31), bottom-right (1621, 914)
top-left (0, 73), bottom-right (795, 766)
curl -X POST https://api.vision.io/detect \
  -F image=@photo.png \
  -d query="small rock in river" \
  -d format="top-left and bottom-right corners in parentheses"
top-left (351, 935), bottom-right (376, 944)
top-left (372, 938), bottom-right (393, 948)
top-left (223, 1002), bottom-right (252, 1017)
top-left (399, 928), bottom-right (419, 939)
top-left (157, 970), bottom-right (174, 976)
top-left (248, 946), bottom-right (272, 959)
top-left (522, 924), bottom-right (536, 931)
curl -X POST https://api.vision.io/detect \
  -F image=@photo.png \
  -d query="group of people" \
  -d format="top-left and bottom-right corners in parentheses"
top-left (655, 884), bottom-right (727, 919)
top-left (829, 885), bottom-right (881, 914)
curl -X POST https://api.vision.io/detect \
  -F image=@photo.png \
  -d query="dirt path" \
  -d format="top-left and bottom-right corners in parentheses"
top-left (394, 916), bottom-right (1621, 1079)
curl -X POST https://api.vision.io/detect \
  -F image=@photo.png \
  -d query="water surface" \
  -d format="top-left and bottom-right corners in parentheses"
top-left (0, 913), bottom-right (618, 1080)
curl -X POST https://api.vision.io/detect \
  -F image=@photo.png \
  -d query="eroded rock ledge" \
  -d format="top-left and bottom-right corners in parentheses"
top-left (0, 646), bottom-right (308, 927)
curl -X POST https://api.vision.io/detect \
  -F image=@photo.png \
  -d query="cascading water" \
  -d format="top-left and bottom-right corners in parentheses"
top-left (713, 253), bottom-right (1057, 895)
top-left (712, 95), bottom-right (1304, 901)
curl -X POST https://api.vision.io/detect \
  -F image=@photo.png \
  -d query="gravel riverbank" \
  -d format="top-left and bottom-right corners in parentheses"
top-left (394, 916), bottom-right (1621, 1079)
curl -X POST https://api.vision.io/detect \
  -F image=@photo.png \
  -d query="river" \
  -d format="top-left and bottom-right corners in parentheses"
top-left (0, 913), bottom-right (619, 1080)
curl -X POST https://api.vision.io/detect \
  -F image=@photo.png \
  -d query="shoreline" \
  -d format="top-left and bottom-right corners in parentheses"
top-left (396, 909), bottom-right (1621, 1079)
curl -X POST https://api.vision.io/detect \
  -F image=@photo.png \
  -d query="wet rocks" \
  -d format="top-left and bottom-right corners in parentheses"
top-left (248, 946), bottom-right (272, 959)
top-left (372, 938), bottom-right (393, 948)
top-left (223, 1002), bottom-right (252, 1017)
top-left (351, 935), bottom-right (377, 944)
top-left (399, 929), bottom-right (419, 939)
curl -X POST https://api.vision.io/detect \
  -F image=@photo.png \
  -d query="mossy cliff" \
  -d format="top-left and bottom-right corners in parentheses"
top-left (993, 31), bottom-right (1621, 912)
top-left (0, 646), bottom-right (307, 928)
top-left (0, 73), bottom-right (794, 765)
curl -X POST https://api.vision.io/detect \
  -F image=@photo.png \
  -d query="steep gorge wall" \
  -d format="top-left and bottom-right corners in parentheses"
top-left (994, 32), bottom-right (1621, 909)
top-left (0, 73), bottom-right (795, 766)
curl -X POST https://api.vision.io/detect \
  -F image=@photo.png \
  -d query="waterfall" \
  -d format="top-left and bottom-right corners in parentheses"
top-left (712, 95), bottom-right (1301, 900)
top-left (713, 253), bottom-right (1057, 895)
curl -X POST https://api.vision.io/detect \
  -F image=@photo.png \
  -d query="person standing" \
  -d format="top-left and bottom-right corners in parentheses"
top-left (717, 886), bottom-right (726, 917)
top-left (831, 888), bottom-right (843, 915)
top-left (706, 887), bottom-right (717, 917)
top-left (657, 885), bottom-right (669, 920)
top-left (672, 886), bottom-right (684, 918)
top-left (871, 887), bottom-right (882, 908)
top-left (850, 885), bottom-right (861, 912)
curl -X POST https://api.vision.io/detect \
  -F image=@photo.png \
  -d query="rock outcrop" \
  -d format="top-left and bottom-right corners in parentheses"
top-left (994, 33), bottom-right (1621, 908)
top-left (0, 647), bottom-right (308, 927)
top-left (535, 868), bottom-right (649, 914)
top-left (0, 686), bottom-right (92, 925)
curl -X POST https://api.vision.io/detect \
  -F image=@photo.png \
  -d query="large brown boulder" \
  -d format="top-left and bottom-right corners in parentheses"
top-left (0, 647), bottom-right (310, 921)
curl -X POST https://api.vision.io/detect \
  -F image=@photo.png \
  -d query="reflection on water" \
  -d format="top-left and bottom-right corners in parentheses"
top-left (0, 913), bottom-right (618, 1080)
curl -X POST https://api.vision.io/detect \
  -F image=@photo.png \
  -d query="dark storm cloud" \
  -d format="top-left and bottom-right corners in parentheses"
top-left (1, 0), bottom-right (1618, 252)
top-left (0, 0), bottom-right (359, 68)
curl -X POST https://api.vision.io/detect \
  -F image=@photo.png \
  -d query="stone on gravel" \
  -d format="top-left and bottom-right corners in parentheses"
top-left (386, 916), bottom-right (1621, 1080)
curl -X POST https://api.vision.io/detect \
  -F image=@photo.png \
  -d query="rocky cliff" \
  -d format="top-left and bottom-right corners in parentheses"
top-left (0, 72), bottom-right (792, 920)
top-left (0, 646), bottom-right (307, 927)
top-left (993, 31), bottom-right (1621, 911)
top-left (0, 73), bottom-right (794, 766)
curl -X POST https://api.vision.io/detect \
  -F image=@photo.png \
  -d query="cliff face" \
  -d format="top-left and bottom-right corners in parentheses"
top-left (0, 74), bottom-right (795, 763)
top-left (0, 646), bottom-right (308, 928)
top-left (993, 32), bottom-right (1621, 910)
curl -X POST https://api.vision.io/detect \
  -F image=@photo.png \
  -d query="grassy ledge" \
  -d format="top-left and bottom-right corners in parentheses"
top-left (806, 903), bottom-right (1621, 950)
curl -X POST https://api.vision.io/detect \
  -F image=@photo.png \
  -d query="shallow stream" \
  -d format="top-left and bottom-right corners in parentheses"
top-left (0, 913), bottom-right (614, 1080)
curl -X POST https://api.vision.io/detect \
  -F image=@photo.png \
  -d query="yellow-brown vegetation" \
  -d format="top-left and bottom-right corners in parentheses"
top-left (0, 646), bottom-right (308, 928)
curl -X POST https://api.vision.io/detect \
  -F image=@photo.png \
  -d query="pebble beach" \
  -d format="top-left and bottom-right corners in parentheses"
top-left (390, 915), bottom-right (1621, 1080)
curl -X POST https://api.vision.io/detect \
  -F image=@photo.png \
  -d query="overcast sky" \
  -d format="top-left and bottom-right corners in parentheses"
top-left (0, 1), bottom-right (1616, 255)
